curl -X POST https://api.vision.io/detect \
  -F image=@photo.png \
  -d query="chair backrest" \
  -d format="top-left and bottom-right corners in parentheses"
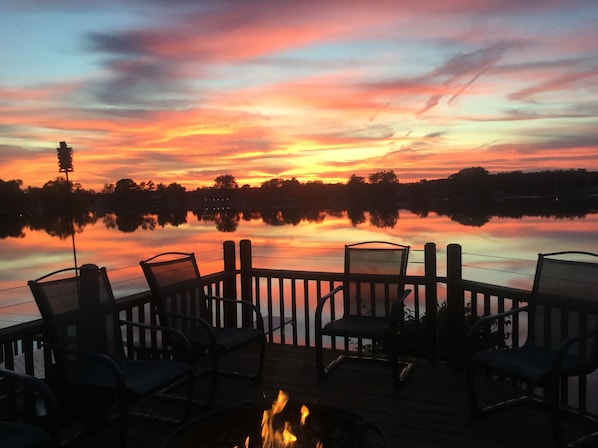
top-left (28, 264), bottom-right (125, 364)
top-left (344, 241), bottom-right (410, 317)
top-left (140, 252), bottom-right (210, 329)
top-left (528, 251), bottom-right (598, 363)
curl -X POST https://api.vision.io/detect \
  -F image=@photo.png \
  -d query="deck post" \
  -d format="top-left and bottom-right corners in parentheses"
top-left (446, 243), bottom-right (465, 366)
top-left (424, 242), bottom-right (438, 361)
top-left (222, 240), bottom-right (238, 326)
top-left (239, 239), bottom-right (254, 326)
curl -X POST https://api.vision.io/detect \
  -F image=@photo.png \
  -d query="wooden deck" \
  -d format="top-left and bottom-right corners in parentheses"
top-left (65, 343), bottom-right (596, 448)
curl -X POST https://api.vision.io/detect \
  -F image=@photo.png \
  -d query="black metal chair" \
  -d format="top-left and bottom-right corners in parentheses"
top-left (0, 367), bottom-right (61, 448)
top-left (315, 241), bottom-right (413, 386)
top-left (140, 252), bottom-right (266, 405)
top-left (467, 251), bottom-right (598, 447)
top-left (28, 264), bottom-right (194, 448)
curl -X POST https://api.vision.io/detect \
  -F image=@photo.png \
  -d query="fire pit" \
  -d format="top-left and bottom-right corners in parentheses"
top-left (163, 391), bottom-right (386, 448)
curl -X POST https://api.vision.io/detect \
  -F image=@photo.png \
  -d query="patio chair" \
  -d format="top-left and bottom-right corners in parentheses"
top-left (28, 264), bottom-right (194, 448)
top-left (315, 241), bottom-right (413, 386)
top-left (0, 367), bottom-right (61, 448)
top-left (466, 251), bottom-right (598, 448)
top-left (140, 252), bottom-right (266, 405)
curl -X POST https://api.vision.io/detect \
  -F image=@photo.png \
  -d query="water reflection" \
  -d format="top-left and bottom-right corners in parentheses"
top-left (6, 195), bottom-right (596, 240)
top-left (1, 207), bottom-right (597, 326)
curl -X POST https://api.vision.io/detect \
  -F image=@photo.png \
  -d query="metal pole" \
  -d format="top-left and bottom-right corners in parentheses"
top-left (65, 170), bottom-right (78, 270)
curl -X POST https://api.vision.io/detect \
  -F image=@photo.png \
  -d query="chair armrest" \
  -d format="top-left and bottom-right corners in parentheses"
top-left (43, 342), bottom-right (128, 391)
top-left (468, 306), bottom-right (529, 338)
top-left (467, 306), bottom-right (529, 354)
top-left (315, 285), bottom-right (344, 328)
top-left (204, 295), bottom-right (265, 331)
top-left (204, 295), bottom-right (263, 315)
top-left (390, 289), bottom-right (412, 323)
top-left (152, 309), bottom-right (212, 328)
top-left (551, 327), bottom-right (598, 373)
top-left (120, 319), bottom-right (194, 360)
top-left (120, 319), bottom-right (192, 340)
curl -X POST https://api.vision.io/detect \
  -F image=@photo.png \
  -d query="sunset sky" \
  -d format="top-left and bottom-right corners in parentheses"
top-left (2, 0), bottom-right (597, 191)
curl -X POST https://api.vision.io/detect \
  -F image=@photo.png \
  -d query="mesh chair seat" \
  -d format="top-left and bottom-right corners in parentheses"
top-left (466, 251), bottom-right (598, 447)
top-left (470, 345), bottom-right (590, 384)
top-left (184, 325), bottom-right (265, 355)
top-left (315, 241), bottom-right (413, 386)
top-left (62, 356), bottom-right (193, 398)
top-left (321, 316), bottom-right (390, 339)
top-left (1, 423), bottom-right (54, 448)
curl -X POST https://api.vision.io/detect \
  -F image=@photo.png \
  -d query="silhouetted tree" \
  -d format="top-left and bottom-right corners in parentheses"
top-left (157, 182), bottom-right (187, 207)
top-left (214, 174), bottom-right (238, 189)
top-left (114, 178), bottom-right (140, 195)
top-left (347, 208), bottom-right (366, 227)
top-left (304, 209), bottom-right (326, 223)
top-left (115, 212), bottom-right (145, 232)
top-left (214, 211), bottom-right (240, 232)
top-left (103, 213), bottom-right (118, 229)
top-left (369, 170), bottom-right (398, 184)
top-left (157, 208), bottom-right (187, 227)
top-left (0, 215), bottom-right (26, 239)
top-left (346, 174), bottom-right (367, 208)
top-left (348, 174), bottom-right (366, 186)
top-left (0, 179), bottom-right (25, 211)
top-left (370, 207), bottom-right (399, 228)
top-left (448, 167), bottom-right (489, 179)
top-left (368, 170), bottom-right (400, 205)
top-left (139, 180), bottom-right (155, 191)
top-left (113, 178), bottom-right (143, 208)
top-left (261, 178), bottom-right (284, 189)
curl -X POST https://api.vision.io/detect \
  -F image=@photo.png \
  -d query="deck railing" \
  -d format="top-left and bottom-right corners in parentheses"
top-left (2, 240), bottom-right (597, 417)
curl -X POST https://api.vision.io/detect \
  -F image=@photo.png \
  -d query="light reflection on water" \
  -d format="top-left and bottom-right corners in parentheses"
top-left (1, 209), bottom-right (597, 326)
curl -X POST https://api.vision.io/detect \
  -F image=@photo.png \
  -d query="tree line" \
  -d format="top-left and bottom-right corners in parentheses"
top-left (2, 167), bottom-right (597, 211)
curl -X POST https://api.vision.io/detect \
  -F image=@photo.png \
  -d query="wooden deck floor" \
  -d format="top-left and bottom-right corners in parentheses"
top-left (67, 343), bottom-right (597, 448)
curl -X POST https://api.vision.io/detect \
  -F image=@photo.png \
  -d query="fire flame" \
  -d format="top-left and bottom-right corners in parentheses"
top-left (300, 405), bottom-right (309, 425)
top-left (254, 390), bottom-right (317, 448)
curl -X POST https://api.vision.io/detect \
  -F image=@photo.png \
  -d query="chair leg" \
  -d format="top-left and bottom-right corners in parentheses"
top-left (221, 336), bottom-right (265, 381)
top-left (315, 332), bottom-right (326, 377)
top-left (118, 397), bottom-right (128, 448)
top-left (182, 370), bottom-right (195, 421)
top-left (254, 335), bottom-right (266, 381)
top-left (198, 336), bottom-right (265, 404)
top-left (388, 332), bottom-right (415, 387)
top-left (388, 335), bottom-right (400, 387)
top-left (389, 354), bottom-right (413, 386)
top-left (466, 362), bottom-right (483, 416)
top-left (546, 380), bottom-right (566, 448)
top-left (206, 348), bottom-right (218, 405)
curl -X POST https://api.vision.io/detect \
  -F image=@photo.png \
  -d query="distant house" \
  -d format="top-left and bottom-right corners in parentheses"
top-left (202, 190), bottom-right (232, 212)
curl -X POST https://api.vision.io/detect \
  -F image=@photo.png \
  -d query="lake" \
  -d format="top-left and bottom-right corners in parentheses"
top-left (1, 208), bottom-right (597, 327)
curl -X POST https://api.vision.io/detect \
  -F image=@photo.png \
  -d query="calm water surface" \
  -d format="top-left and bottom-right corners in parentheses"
top-left (1, 209), bottom-right (597, 327)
